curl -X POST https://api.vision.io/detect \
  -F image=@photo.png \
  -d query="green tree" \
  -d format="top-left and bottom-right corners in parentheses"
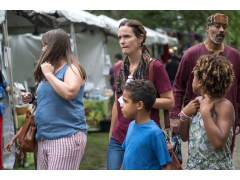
top-left (88, 10), bottom-right (240, 50)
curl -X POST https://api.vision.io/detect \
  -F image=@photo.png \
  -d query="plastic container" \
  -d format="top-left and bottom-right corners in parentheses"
top-left (15, 104), bottom-right (30, 115)
top-left (125, 76), bottom-right (133, 85)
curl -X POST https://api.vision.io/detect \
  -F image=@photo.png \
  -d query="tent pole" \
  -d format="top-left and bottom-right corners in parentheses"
top-left (2, 12), bottom-right (18, 131)
top-left (70, 23), bottom-right (78, 60)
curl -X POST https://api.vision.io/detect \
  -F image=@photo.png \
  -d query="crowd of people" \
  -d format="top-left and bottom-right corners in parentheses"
top-left (2, 12), bottom-right (240, 170)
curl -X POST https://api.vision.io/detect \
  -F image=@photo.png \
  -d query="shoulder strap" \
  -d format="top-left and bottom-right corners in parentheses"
top-left (149, 59), bottom-right (154, 82)
top-left (149, 58), bottom-right (170, 129)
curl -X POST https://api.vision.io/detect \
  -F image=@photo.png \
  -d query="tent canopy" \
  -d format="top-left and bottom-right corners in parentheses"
top-left (0, 10), bottom-right (5, 24)
top-left (3, 10), bottom-right (179, 46)
top-left (1, 10), bottom-right (114, 89)
top-left (6, 10), bottom-right (111, 36)
top-left (1, 10), bottom-right (179, 88)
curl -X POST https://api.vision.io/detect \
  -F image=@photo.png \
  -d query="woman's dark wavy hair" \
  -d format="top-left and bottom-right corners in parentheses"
top-left (193, 54), bottom-right (234, 97)
top-left (33, 29), bottom-right (86, 87)
top-left (119, 19), bottom-right (150, 54)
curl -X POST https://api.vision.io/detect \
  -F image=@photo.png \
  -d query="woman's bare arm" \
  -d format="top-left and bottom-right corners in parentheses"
top-left (152, 90), bottom-right (174, 110)
top-left (109, 93), bottom-right (118, 141)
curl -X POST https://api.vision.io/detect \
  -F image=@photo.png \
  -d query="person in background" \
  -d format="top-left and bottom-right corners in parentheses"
top-left (21, 28), bottom-right (87, 170)
top-left (121, 79), bottom-right (172, 170)
top-left (0, 71), bottom-right (10, 170)
top-left (108, 53), bottom-right (123, 91)
top-left (108, 53), bottom-right (123, 112)
top-left (179, 54), bottom-right (235, 170)
top-left (165, 54), bottom-right (180, 87)
top-left (107, 19), bottom-right (174, 170)
top-left (169, 13), bottom-right (240, 157)
top-left (4, 108), bottom-right (37, 169)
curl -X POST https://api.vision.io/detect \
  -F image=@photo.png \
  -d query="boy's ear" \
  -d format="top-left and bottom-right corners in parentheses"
top-left (137, 101), bottom-right (145, 110)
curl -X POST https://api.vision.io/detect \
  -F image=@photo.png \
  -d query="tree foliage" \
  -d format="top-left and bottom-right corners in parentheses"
top-left (88, 10), bottom-right (240, 50)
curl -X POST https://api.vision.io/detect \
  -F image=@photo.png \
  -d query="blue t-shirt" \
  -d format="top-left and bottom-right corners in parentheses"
top-left (35, 63), bottom-right (87, 140)
top-left (122, 120), bottom-right (172, 170)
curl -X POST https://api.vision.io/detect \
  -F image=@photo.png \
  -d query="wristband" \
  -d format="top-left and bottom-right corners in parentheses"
top-left (29, 94), bottom-right (35, 104)
top-left (178, 110), bottom-right (192, 121)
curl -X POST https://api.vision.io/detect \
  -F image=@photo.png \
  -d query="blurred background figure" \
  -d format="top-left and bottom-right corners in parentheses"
top-left (108, 53), bottom-right (123, 113)
top-left (165, 54), bottom-right (180, 87)
top-left (108, 53), bottom-right (123, 91)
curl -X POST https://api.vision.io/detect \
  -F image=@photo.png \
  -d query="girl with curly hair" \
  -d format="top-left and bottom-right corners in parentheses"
top-left (179, 54), bottom-right (235, 170)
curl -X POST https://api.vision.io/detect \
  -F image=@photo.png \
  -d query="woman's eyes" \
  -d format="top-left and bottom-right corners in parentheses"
top-left (118, 35), bottom-right (131, 40)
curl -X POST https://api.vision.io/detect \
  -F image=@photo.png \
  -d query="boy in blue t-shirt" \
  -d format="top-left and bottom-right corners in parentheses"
top-left (121, 79), bottom-right (172, 170)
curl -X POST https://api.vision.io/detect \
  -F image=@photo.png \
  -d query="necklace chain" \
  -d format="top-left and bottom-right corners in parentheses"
top-left (212, 98), bottom-right (225, 104)
top-left (129, 65), bottom-right (138, 74)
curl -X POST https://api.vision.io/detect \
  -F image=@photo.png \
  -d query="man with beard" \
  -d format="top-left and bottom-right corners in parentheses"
top-left (169, 13), bottom-right (240, 157)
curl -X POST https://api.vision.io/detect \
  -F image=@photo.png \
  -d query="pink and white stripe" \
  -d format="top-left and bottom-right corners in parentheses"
top-left (37, 131), bottom-right (87, 170)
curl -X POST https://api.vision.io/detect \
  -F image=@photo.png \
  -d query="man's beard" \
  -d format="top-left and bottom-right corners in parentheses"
top-left (209, 29), bottom-right (225, 45)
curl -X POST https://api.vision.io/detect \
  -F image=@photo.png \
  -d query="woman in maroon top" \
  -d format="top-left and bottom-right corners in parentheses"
top-left (107, 19), bottom-right (174, 170)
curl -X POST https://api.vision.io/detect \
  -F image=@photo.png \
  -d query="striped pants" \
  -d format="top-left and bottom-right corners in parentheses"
top-left (37, 131), bottom-right (87, 170)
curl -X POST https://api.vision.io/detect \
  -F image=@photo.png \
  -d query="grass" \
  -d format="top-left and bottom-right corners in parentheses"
top-left (11, 132), bottom-right (109, 170)
top-left (79, 132), bottom-right (109, 170)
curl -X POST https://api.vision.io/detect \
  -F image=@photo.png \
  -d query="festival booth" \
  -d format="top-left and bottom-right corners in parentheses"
top-left (6, 10), bottom-right (118, 134)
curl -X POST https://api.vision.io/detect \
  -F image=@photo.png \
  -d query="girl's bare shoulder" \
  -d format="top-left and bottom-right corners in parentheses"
top-left (214, 99), bottom-right (234, 114)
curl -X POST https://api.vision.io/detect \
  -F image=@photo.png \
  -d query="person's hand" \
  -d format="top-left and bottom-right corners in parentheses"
top-left (199, 94), bottom-right (213, 114)
top-left (170, 118), bottom-right (180, 133)
top-left (21, 92), bottom-right (33, 104)
top-left (41, 61), bottom-right (54, 77)
top-left (4, 141), bottom-right (14, 152)
top-left (235, 125), bottom-right (240, 135)
top-left (183, 98), bottom-right (200, 117)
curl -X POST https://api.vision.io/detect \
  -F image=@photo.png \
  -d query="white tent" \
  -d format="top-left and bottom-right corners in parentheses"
top-left (0, 11), bottom-right (5, 24)
top-left (5, 10), bottom-right (114, 90)
top-left (98, 14), bottom-right (119, 36)
top-left (3, 11), bottom-right (179, 89)
top-left (168, 36), bottom-right (179, 47)
top-left (7, 10), bottom-right (179, 88)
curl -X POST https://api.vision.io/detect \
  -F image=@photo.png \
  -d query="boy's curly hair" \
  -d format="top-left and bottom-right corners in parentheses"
top-left (124, 79), bottom-right (156, 111)
top-left (193, 54), bottom-right (234, 97)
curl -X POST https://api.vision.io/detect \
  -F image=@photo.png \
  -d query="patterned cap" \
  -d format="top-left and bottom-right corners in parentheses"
top-left (206, 13), bottom-right (228, 26)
